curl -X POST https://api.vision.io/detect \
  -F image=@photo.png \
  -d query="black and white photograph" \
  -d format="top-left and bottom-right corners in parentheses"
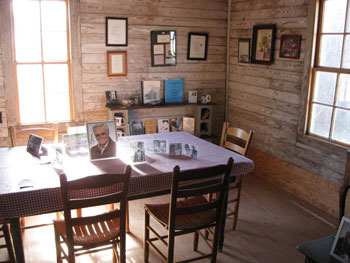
top-left (131, 121), bottom-right (144, 135)
top-left (153, 139), bottom-right (167, 154)
top-left (183, 143), bottom-right (198, 159)
top-left (169, 143), bottom-right (182, 156)
top-left (130, 141), bottom-right (145, 162)
top-left (142, 80), bottom-right (161, 105)
top-left (86, 121), bottom-right (117, 161)
top-left (331, 217), bottom-right (350, 262)
top-left (158, 119), bottom-right (170, 132)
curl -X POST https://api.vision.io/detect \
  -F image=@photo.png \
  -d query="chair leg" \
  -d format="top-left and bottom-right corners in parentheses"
top-left (167, 231), bottom-right (175, 263)
top-left (2, 223), bottom-right (16, 263)
top-left (193, 231), bottom-right (199, 251)
top-left (54, 226), bottom-right (63, 263)
top-left (126, 201), bottom-right (130, 233)
top-left (211, 226), bottom-right (219, 263)
top-left (144, 210), bottom-right (150, 263)
top-left (20, 217), bottom-right (25, 228)
top-left (232, 177), bottom-right (242, 231)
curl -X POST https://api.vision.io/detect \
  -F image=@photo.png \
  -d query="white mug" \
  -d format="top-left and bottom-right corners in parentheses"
top-left (117, 130), bottom-right (125, 137)
top-left (200, 94), bottom-right (211, 104)
top-left (115, 117), bottom-right (125, 126)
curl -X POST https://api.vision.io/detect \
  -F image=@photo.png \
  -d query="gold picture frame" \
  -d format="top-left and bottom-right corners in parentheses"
top-left (107, 51), bottom-right (127, 77)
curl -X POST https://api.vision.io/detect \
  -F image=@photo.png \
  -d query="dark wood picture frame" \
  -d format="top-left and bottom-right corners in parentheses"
top-left (27, 134), bottom-right (43, 157)
top-left (105, 17), bottom-right (128, 46)
top-left (251, 24), bottom-right (276, 65)
top-left (279, 35), bottom-right (301, 59)
top-left (238, 38), bottom-right (250, 63)
top-left (150, 30), bottom-right (176, 67)
top-left (187, 32), bottom-right (208, 60)
top-left (107, 51), bottom-right (127, 77)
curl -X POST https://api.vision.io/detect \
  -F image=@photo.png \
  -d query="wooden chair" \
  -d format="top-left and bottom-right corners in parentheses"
top-left (53, 165), bottom-right (131, 263)
top-left (144, 158), bottom-right (233, 263)
top-left (297, 149), bottom-right (350, 262)
top-left (219, 122), bottom-right (254, 230)
top-left (0, 219), bottom-right (16, 263)
top-left (9, 124), bottom-right (60, 229)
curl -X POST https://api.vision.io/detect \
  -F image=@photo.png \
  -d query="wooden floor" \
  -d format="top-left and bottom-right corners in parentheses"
top-left (1, 174), bottom-right (338, 263)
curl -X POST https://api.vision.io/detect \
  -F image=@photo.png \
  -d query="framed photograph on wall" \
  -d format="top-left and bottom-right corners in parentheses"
top-left (107, 51), bottom-right (127, 76)
top-left (279, 35), bottom-right (301, 59)
top-left (142, 80), bottom-right (161, 105)
top-left (151, 30), bottom-right (176, 67)
top-left (330, 217), bottom-right (350, 262)
top-left (238, 39), bottom-right (250, 63)
top-left (187, 32), bottom-right (208, 60)
top-left (105, 17), bottom-right (128, 46)
top-left (251, 24), bottom-right (276, 65)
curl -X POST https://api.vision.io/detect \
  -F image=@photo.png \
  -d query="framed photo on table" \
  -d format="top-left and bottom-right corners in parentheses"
top-left (251, 24), bottom-right (276, 65)
top-left (238, 39), bottom-right (250, 63)
top-left (107, 51), bottom-right (127, 77)
top-left (279, 35), bottom-right (301, 59)
top-left (330, 217), bottom-right (350, 262)
top-left (142, 80), bottom-right (161, 105)
top-left (105, 17), bottom-right (128, 46)
top-left (187, 32), bottom-right (208, 60)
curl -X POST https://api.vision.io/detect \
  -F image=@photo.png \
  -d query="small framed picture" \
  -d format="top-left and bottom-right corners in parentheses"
top-left (129, 141), bottom-right (145, 162)
top-left (251, 24), bottom-right (276, 65)
top-left (105, 17), bottom-right (128, 46)
top-left (238, 39), bottom-right (250, 63)
top-left (107, 51), bottom-right (127, 76)
top-left (86, 121), bottom-right (117, 161)
top-left (330, 217), bottom-right (350, 262)
top-left (187, 32), bottom-right (208, 60)
top-left (188, 91), bottom-right (197, 103)
top-left (158, 119), bottom-right (170, 132)
top-left (27, 134), bottom-right (43, 157)
top-left (279, 35), bottom-right (301, 59)
top-left (142, 80), bottom-right (161, 105)
top-left (105, 90), bottom-right (118, 106)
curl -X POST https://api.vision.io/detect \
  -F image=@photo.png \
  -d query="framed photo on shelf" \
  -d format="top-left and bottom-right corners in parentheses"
top-left (142, 80), bottom-right (161, 105)
top-left (165, 79), bottom-right (183, 103)
top-left (330, 217), bottom-right (350, 262)
top-left (107, 51), bottom-right (127, 77)
top-left (279, 35), bottom-right (301, 59)
top-left (105, 90), bottom-right (118, 106)
top-left (151, 30), bottom-right (176, 67)
top-left (251, 24), bottom-right (276, 65)
top-left (187, 32), bottom-right (208, 60)
top-left (105, 17), bottom-right (128, 46)
top-left (238, 38), bottom-right (250, 63)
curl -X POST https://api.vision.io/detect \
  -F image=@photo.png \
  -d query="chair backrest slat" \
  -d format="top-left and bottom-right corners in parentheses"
top-left (177, 183), bottom-right (222, 199)
top-left (70, 210), bottom-right (120, 226)
top-left (220, 122), bottom-right (254, 157)
top-left (10, 124), bottom-right (59, 146)
top-left (69, 192), bottom-right (124, 210)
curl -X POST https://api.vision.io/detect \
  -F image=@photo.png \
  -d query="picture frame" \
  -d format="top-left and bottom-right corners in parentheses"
top-left (86, 121), bottom-right (117, 161)
top-left (165, 79), bottom-right (183, 103)
top-left (105, 17), bottom-right (128, 46)
top-left (105, 90), bottom-right (118, 106)
top-left (238, 38), bottom-right (250, 63)
top-left (187, 32), bottom-right (208, 60)
top-left (151, 30), bottom-right (176, 67)
top-left (279, 35), bottom-right (301, 59)
top-left (27, 134), bottom-right (43, 157)
top-left (142, 80), bottom-right (161, 105)
top-left (107, 51), bottom-right (127, 77)
top-left (330, 217), bottom-right (350, 262)
top-left (251, 24), bottom-right (276, 65)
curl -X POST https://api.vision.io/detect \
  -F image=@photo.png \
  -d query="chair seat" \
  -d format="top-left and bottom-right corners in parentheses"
top-left (145, 196), bottom-right (216, 230)
top-left (53, 216), bottom-right (120, 246)
top-left (297, 235), bottom-right (336, 263)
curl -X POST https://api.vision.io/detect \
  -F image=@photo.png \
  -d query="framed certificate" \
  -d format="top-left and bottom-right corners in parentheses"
top-left (187, 32), bottom-right (208, 60)
top-left (105, 17), bottom-right (128, 46)
top-left (107, 51), bottom-right (127, 76)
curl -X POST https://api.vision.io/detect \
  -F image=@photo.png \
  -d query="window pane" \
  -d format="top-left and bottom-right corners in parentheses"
top-left (16, 65), bottom-right (45, 123)
top-left (14, 31), bottom-right (41, 62)
top-left (343, 35), bottom-right (350, 69)
top-left (336, 74), bottom-right (350, 108)
top-left (321, 0), bottom-right (347, 33)
top-left (309, 104), bottom-right (332, 138)
top-left (313, 71), bottom-right (337, 105)
top-left (41, 1), bottom-right (67, 32)
top-left (44, 64), bottom-right (70, 121)
top-left (12, 0), bottom-right (40, 32)
top-left (319, 35), bottom-right (343, 67)
top-left (332, 109), bottom-right (350, 144)
top-left (42, 32), bottom-right (67, 61)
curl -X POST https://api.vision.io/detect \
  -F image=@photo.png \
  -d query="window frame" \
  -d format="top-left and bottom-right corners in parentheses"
top-left (12, 0), bottom-right (73, 124)
top-left (306, 0), bottom-right (350, 147)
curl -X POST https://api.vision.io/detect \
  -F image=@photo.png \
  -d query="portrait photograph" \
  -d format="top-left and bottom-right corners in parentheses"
top-left (183, 143), bottom-right (198, 159)
top-left (130, 140), bottom-right (145, 162)
top-left (153, 139), bottom-right (167, 154)
top-left (86, 121), bottom-right (117, 161)
top-left (169, 143), bottom-right (182, 156)
top-left (331, 217), bottom-right (350, 262)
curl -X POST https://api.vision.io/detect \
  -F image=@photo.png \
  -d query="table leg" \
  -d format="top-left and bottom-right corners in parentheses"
top-left (9, 218), bottom-right (25, 263)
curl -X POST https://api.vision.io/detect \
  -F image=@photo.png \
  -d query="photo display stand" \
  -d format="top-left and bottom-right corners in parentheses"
top-left (27, 134), bottom-right (43, 157)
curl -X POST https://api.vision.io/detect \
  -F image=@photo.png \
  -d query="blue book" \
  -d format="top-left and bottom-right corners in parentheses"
top-left (165, 79), bottom-right (183, 103)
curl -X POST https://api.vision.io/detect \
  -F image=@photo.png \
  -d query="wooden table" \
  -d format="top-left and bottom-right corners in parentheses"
top-left (0, 132), bottom-right (254, 262)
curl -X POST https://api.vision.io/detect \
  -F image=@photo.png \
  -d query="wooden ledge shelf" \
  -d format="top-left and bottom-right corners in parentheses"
top-left (106, 102), bottom-right (216, 110)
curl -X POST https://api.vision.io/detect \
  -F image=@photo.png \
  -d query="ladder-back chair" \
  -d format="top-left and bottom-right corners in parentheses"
top-left (0, 219), bottom-right (16, 263)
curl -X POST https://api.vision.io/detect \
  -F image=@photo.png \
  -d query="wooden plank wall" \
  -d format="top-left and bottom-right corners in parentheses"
top-left (228, 0), bottom-right (347, 216)
top-left (79, 0), bottom-right (228, 136)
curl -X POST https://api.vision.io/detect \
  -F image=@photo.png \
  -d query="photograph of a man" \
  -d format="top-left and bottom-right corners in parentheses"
top-left (87, 121), bottom-right (117, 160)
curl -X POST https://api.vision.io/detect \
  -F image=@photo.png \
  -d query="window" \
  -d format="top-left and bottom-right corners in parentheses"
top-left (12, 0), bottom-right (72, 124)
top-left (308, 0), bottom-right (350, 145)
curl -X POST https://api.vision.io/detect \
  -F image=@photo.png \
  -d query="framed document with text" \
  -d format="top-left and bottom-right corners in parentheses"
top-left (187, 32), bottom-right (208, 60)
top-left (105, 17), bottom-right (128, 46)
